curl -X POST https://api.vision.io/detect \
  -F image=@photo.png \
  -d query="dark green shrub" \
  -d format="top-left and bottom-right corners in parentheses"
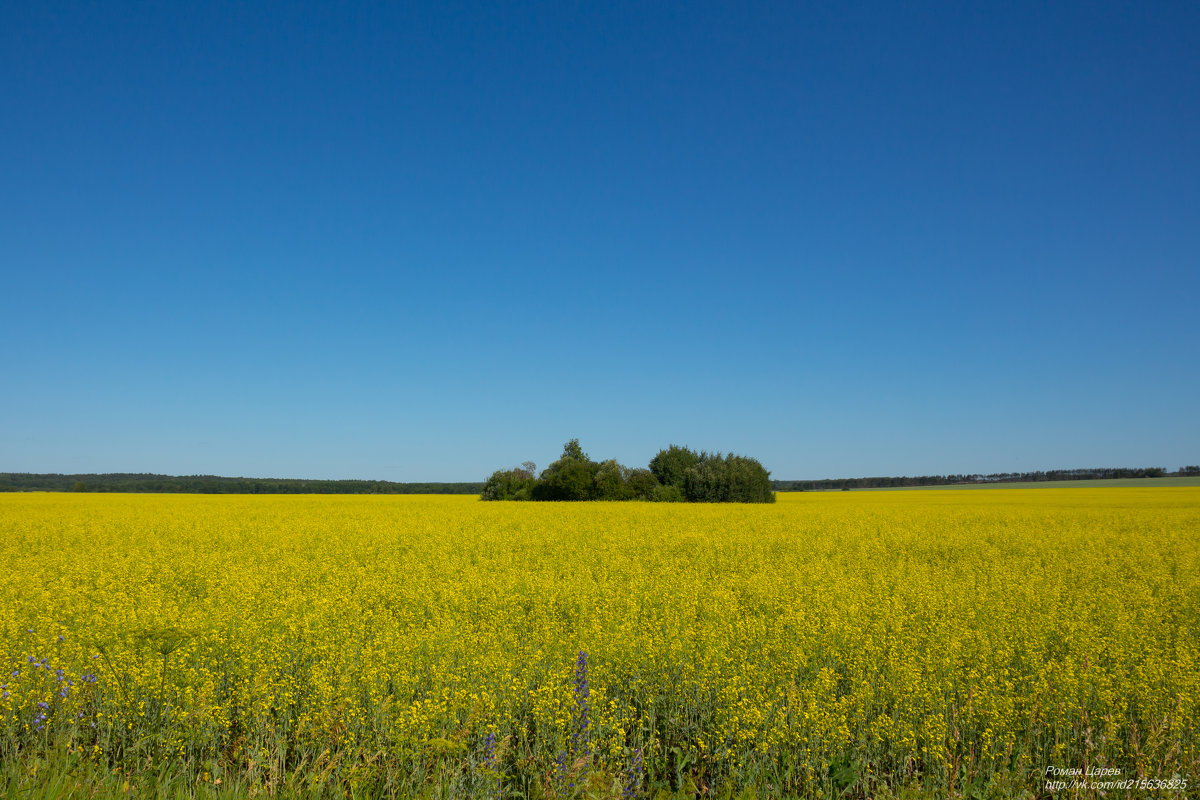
top-left (651, 484), bottom-right (685, 502)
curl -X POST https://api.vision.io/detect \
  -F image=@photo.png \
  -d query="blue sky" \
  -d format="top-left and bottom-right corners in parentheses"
top-left (2, 1), bottom-right (1197, 481)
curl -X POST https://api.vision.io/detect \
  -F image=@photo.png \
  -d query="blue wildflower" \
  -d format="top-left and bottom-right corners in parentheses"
top-left (623, 749), bottom-right (643, 799)
top-left (480, 731), bottom-right (500, 797)
top-left (483, 731), bottom-right (496, 767)
top-left (555, 750), bottom-right (569, 794)
top-left (572, 651), bottom-right (590, 757)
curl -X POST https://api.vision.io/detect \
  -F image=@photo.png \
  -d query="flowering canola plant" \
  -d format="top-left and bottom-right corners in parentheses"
top-left (0, 489), bottom-right (1196, 796)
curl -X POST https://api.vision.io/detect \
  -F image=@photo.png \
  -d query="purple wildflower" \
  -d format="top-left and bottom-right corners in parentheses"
top-left (573, 651), bottom-right (590, 757)
top-left (483, 731), bottom-right (497, 767)
top-left (623, 749), bottom-right (643, 799)
top-left (481, 731), bottom-right (499, 798)
top-left (555, 750), bottom-right (569, 794)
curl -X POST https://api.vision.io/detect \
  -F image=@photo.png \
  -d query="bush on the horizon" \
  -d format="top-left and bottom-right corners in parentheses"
top-left (479, 464), bottom-right (537, 501)
top-left (483, 439), bottom-right (775, 503)
top-left (648, 444), bottom-right (702, 491)
top-left (683, 452), bottom-right (776, 503)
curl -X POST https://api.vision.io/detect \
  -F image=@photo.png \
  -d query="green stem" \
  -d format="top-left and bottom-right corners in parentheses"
top-left (158, 653), bottom-right (170, 733)
top-left (98, 649), bottom-right (129, 707)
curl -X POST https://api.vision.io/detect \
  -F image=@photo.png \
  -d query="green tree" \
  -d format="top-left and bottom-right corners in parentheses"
top-left (593, 459), bottom-right (633, 500)
top-left (683, 455), bottom-right (727, 502)
top-left (724, 454), bottom-right (775, 503)
top-left (532, 440), bottom-right (601, 501)
top-left (480, 464), bottom-right (537, 501)
top-left (649, 445), bottom-right (702, 490)
top-left (625, 468), bottom-right (661, 500)
top-left (682, 453), bottom-right (774, 503)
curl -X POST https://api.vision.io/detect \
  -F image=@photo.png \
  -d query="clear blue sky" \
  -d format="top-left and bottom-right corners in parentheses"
top-left (2, 1), bottom-right (1197, 481)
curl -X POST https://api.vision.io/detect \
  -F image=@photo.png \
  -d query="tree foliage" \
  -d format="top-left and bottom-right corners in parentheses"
top-left (480, 464), bottom-right (537, 501)
top-left (625, 469), bottom-right (661, 500)
top-left (530, 440), bottom-right (600, 501)
top-left (682, 453), bottom-right (775, 503)
top-left (482, 440), bottom-right (774, 503)
top-left (649, 445), bottom-right (702, 490)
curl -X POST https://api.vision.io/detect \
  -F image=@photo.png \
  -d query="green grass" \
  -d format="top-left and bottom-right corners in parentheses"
top-left (0, 746), bottom-right (1032, 800)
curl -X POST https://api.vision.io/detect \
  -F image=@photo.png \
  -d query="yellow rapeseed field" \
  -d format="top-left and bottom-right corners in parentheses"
top-left (0, 489), bottom-right (1196, 797)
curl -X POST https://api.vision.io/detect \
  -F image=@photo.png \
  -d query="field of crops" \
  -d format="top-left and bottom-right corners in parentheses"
top-left (1, 490), bottom-right (1197, 798)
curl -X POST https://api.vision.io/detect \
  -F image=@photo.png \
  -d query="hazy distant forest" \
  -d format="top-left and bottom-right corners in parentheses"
top-left (776, 465), bottom-right (1199, 491)
top-left (0, 474), bottom-right (483, 494)
top-left (0, 465), bottom-right (1195, 495)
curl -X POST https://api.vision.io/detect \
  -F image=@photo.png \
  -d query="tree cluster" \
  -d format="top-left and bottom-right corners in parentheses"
top-left (482, 440), bottom-right (775, 503)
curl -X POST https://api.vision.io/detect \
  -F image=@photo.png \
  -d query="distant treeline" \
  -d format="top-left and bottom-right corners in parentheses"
top-left (0, 473), bottom-right (484, 495)
top-left (483, 440), bottom-right (775, 503)
top-left (774, 466), bottom-right (1200, 491)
